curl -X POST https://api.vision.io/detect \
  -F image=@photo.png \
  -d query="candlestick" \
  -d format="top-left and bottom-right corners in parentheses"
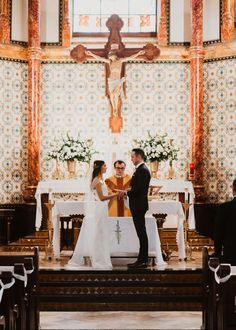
top-left (184, 188), bottom-right (188, 203)
top-left (181, 201), bottom-right (195, 261)
top-left (44, 197), bottom-right (55, 262)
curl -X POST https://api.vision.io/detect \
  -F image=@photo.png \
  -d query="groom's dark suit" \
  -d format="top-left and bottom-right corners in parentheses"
top-left (128, 163), bottom-right (151, 263)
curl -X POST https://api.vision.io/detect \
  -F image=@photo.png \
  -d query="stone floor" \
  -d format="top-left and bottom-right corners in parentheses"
top-left (40, 311), bottom-right (202, 329)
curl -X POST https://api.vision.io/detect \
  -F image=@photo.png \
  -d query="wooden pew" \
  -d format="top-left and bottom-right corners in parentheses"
top-left (0, 263), bottom-right (29, 330)
top-left (202, 246), bottom-right (220, 330)
top-left (0, 248), bottom-right (39, 330)
top-left (215, 264), bottom-right (236, 330)
top-left (12, 263), bottom-right (27, 330)
top-left (0, 315), bottom-right (5, 330)
top-left (0, 271), bottom-right (17, 330)
top-left (202, 247), bottom-right (236, 330)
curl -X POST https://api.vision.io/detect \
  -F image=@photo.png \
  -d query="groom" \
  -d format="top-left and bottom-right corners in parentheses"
top-left (126, 148), bottom-right (151, 269)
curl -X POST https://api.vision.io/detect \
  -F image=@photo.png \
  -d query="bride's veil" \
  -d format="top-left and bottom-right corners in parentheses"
top-left (83, 161), bottom-right (96, 210)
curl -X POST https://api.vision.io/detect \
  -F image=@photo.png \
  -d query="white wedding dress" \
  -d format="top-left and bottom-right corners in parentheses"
top-left (67, 178), bottom-right (112, 270)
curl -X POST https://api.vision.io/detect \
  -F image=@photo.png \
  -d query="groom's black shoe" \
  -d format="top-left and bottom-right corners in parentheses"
top-left (127, 260), bottom-right (139, 268)
top-left (127, 260), bottom-right (148, 269)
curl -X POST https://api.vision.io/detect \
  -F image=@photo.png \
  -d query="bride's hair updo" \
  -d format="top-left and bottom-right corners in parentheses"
top-left (92, 160), bottom-right (105, 181)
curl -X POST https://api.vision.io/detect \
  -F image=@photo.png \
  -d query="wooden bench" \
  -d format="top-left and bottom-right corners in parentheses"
top-left (214, 263), bottom-right (236, 330)
top-left (0, 315), bottom-right (5, 330)
top-left (0, 263), bottom-right (29, 330)
top-left (0, 247), bottom-right (39, 330)
top-left (0, 271), bottom-right (17, 330)
top-left (202, 246), bottom-right (220, 330)
top-left (202, 247), bottom-right (236, 330)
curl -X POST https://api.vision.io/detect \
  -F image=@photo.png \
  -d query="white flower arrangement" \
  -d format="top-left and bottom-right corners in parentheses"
top-left (134, 132), bottom-right (179, 163)
top-left (46, 132), bottom-right (96, 163)
top-left (45, 140), bottom-right (62, 160)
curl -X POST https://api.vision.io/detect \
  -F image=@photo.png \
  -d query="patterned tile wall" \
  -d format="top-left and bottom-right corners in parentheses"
top-left (203, 58), bottom-right (236, 203)
top-left (0, 58), bottom-right (234, 203)
top-left (40, 61), bottom-right (191, 182)
top-left (0, 59), bottom-right (28, 203)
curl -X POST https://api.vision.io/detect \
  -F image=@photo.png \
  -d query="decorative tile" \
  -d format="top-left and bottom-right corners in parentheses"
top-left (203, 59), bottom-right (236, 203)
top-left (0, 58), bottom-right (235, 204)
top-left (40, 62), bottom-right (191, 182)
top-left (0, 60), bottom-right (28, 203)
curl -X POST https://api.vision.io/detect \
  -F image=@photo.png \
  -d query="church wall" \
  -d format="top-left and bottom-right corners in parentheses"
top-left (40, 61), bottom-right (191, 182)
top-left (0, 58), bottom-right (235, 204)
top-left (0, 59), bottom-right (28, 203)
top-left (203, 58), bottom-right (236, 203)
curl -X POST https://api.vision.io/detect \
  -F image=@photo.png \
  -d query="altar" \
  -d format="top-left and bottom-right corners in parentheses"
top-left (35, 178), bottom-right (195, 229)
top-left (54, 212), bottom-right (166, 265)
top-left (35, 179), bottom-right (195, 262)
top-left (51, 199), bottom-right (186, 260)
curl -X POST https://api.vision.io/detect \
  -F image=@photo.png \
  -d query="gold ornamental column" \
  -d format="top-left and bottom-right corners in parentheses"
top-left (62, 0), bottom-right (71, 47)
top-left (221, 0), bottom-right (234, 42)
top-left (158, 0), bottom-right (168, 46)
top-left (0, 0), bottom-right (10, 43)
top-left (24, 0), bottom-right (41, 201)
top-left (189, 0), bottom-right (205, 197)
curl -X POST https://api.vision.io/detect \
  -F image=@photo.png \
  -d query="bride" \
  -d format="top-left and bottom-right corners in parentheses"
top-left (67, 160), bottom-right (121, 270)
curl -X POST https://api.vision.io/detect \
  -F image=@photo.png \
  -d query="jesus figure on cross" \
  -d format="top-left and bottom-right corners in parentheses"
top-left (70, 15), bottom-right (160, 133)
top-left (86, 45), bottom-right (145, 119)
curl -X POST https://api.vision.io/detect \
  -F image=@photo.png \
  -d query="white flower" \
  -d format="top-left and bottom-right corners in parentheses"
top-left (133, 131), bottom-right (179, 163)
top-left (46, 131), bottom-right (97, 163)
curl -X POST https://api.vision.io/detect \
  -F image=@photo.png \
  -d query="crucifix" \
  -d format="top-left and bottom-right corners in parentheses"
top-left (115, 220), bottom-right (122, 244)
top-left (71, 15), bottom-right (160, 133)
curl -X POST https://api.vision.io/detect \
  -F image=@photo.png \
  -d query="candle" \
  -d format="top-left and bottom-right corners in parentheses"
top-left (48, 188), bottom-right (52, 203)
top-left (189, 162), bottom-right (195, 175)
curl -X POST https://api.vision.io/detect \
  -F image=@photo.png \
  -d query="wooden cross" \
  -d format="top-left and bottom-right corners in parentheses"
top-left (71, 15), bottom-right (160, 133)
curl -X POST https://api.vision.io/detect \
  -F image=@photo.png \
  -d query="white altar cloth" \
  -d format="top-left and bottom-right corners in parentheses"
top-left (35, 179), bottom-right (195, 230)
top-left (148, 200), bottom-right (186, 259)
top-left (150, 179), bottom-right (195, 230)
top-left (51, 200), bottom-right (186, 260)
top-left (35, 179), bottom-right (88, 229)
top-left (151, 179), bottom-right (194, 197)
top-left (52, 200), bottom-right (165, 265)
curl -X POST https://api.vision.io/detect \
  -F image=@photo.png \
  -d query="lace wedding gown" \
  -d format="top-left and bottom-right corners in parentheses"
top-left (68, 179), bottom-right (112, 270)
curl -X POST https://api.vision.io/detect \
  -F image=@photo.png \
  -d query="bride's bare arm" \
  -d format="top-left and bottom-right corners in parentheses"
top-left (95, 181), bottom-right (119, 201)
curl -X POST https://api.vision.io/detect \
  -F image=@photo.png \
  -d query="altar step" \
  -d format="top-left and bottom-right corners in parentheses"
top-left (0, 230), bottom-right (49, 252)
top-left (39, 268), bottom-right (203, 311)
top-left (0, 229), bottom-right (213, 253)
top-left (160, 229), bottom-right (213, 252)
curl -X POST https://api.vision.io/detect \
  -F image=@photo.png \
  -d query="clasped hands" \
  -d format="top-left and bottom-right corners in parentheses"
top-left (114, 188), bottom-right (131, 199)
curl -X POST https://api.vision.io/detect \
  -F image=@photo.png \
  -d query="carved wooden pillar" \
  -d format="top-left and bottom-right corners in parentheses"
top-left (189, 0), bottom-right (205, 196)
top-left (221, 0), bottom-right (234, 41)
top-left (158, 0), bottom-right (168, 46)
top-left (24, 0), bottom-right (41, 201)
top-left (62, 0), bottom-right (71, 47)
top-left (0, 0), bottom-right (10, 44)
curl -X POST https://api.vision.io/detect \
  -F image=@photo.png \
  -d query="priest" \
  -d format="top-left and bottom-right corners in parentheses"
top-left (105, 160), bottom-right (131, 216)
